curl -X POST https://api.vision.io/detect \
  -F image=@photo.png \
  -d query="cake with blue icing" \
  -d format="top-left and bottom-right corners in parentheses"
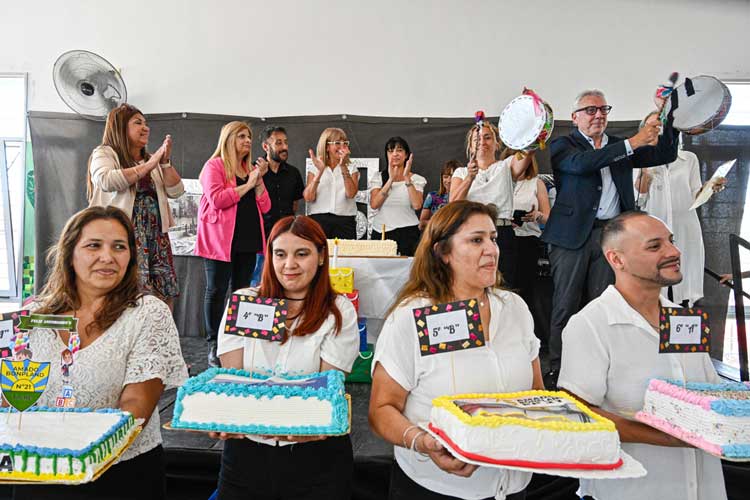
top-left (636, 378), bottom-right (750, 460)
top-left (0, 407), bottom-right (139, 483)
top-left (171, 368), bottom-right (350, 435)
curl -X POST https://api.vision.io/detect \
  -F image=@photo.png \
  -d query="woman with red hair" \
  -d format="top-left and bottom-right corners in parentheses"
top-left (214, 215), bottom-right (359, 500)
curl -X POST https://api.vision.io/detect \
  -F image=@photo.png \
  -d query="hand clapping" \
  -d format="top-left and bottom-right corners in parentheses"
top-left (404, 154), bottom-right (414, 182)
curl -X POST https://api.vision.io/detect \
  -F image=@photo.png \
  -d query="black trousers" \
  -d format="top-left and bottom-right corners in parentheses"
top-left (548, 226), bottom-right (614, 368)
top-left (309, 213), bottom-right (356, 240)
top-left (13, 445), bottom-right (166, 500)
top-left (217, 436), bottom-right (353, 500)
top-left (203, 252), bottom-right (257, 341)
top-left (497, 225), bottom-right (518, 290)
top-left (371, 224), bottom-right (421, 256)
top-left (388, 461), bottom-right (526, 500)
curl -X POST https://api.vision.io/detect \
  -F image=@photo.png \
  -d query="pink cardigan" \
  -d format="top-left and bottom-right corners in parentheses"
top-left (194, 157), bottom-right (271, 262)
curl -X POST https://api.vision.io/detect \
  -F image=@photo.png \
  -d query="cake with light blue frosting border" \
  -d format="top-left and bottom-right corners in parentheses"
top-left (170, 368), bottom-right (350, 435)
top-left (0, 407), bottom-right (139, 483)
top-left (636, 378), bottom-right (750, 460)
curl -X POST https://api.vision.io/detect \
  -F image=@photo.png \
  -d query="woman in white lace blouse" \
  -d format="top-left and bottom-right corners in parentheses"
top-left (13, 206), bottom-right (188, 500)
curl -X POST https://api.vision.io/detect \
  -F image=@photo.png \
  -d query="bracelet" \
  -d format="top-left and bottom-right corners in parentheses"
top-left (402, 425), bottom-right (419, 449)
top-left (405, 182), bottom-right (413, 187)
top-left (159, 162), bottom-right (173, 170)
top-left (134, 165), bottom-right (141, 179)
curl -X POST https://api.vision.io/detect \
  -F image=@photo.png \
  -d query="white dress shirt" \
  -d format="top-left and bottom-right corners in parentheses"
top-left (369, 172), bottom-right (426, 231)
top-left (452, 158), bottom-right (514, 221)
top-left (306, 162), bottom-right (359, 216)
top-left (577, 131), bottom-right (634, 220)
top-left (373, 290), bottom-right (540, 499)
top-left (558, 285), bottom-right (726, 500)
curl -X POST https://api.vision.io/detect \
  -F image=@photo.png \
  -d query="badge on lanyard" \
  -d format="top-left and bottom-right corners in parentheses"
top-left (224, 294), bottom-right (288, 342)
top-left (658, 307), bottom-right (710, 354)
top-left (413, 299), bottom-right (486, 356)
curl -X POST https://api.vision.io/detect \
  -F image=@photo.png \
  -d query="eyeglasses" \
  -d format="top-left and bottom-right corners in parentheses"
top-left (574, 105), bottom-right (613, 116)
top-left (327, 140), bottom-right (350, 147)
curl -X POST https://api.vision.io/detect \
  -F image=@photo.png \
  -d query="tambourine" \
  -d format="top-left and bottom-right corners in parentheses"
top-left (662, 75), bottom-right (732, 135)
top-left (498, 88), bottom-right (554, 151)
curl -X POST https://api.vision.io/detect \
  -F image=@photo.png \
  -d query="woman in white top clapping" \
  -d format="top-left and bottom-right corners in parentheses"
top-left (369, 137), bottom-right (426, 256)
top-left (214, 215), bottom-right (359, 500)
top-left (369, 200), bottom-right (543, 500)
top-left (304, 128), bottom-right (360, 239)
top-left (450, 122), bottom-right (534, 289)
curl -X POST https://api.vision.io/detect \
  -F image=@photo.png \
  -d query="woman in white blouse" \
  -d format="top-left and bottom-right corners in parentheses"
top-left (450, 123), bottom-right (534, 289)
top-left (369, 200), bottom-right (543, 500)
top-left (214, 215), bottom-right (359, 500)
top-left (14, 206), bottom-right (188, 500)
top-left (369, 137), bottom-right (426, 256)
top-left (304, 128), bottom-right (360, 239)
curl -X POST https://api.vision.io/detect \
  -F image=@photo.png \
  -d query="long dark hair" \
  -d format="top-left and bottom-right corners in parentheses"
top-left (87, 104), bottom-right (150, 200)
top-left (35, 206), bottom-right (141, 335)
top-left (381, 136), bottom-right (412, 184)
top-left (259, 216), bottom-right (342, 342)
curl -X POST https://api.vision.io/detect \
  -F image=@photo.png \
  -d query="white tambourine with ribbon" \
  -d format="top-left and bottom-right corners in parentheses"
top-left (498, 88), bottom-right (555, 152)
top-left (662, 75), bottom-right (732, 135)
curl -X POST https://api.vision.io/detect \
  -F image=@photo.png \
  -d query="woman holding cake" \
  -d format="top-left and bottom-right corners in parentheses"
top-left (213, 215), bottom-right (359, 500)
top-left (303, 128), bottom-right (360, 239)
top-left (450, 123), bottom-right (535, 289)
top-left (13, 206), bottom-right (188, 500)
top-left (195, 121), bottom-right (271, 367)
top-left (369, 200), bottom-right (543, 500)
top-left (369, 136), bottom-right (426, 256)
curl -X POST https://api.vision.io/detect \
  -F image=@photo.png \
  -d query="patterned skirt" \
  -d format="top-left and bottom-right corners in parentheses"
top-left (132, 190), bottom-right (179, 299)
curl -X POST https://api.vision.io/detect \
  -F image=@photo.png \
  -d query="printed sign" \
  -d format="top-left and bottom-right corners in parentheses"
top-left (224, 294), bottom-right (287, 342)
top-left (659, 307), bottom-right (710, 354)
top-left (413, 299), bottom-right (486, 356)
top-left (0, 359), bottom-right (50, 411)
top-left (18, 314), bottom-right (78, 331)
top-left (0, 311), bottom-right (29, 359)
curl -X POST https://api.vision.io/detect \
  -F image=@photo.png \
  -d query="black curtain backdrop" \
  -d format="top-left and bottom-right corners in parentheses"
top-left (29, 111), bottom-right (749, 368)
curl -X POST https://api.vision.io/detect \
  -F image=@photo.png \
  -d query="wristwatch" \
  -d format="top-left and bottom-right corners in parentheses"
top-left (159, 161), bottom-right (173, 169)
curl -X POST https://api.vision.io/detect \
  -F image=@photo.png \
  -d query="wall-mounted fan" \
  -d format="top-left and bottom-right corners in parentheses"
top-left (53, 50), bottom-right (127, 120)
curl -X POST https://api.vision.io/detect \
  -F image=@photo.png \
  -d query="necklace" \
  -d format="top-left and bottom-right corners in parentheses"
top-left (479, 291), bottom-right (489, 307)
top-left (283, 296), bottom-right (306, 301)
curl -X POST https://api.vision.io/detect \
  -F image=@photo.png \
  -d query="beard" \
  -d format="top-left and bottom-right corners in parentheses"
top-left (631, 259), bottom-right (682, 287)
top-left (270, 148), bottom-right (288, 163)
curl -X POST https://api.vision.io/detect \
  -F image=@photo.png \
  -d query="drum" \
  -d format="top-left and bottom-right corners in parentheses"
top-left (662, 75), bottom-right (732, 135)
top-left (498, 88), bottom-right (554, 151)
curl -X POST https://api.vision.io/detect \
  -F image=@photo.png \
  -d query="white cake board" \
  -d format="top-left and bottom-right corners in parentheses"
top-left (419, 423), bottom-right (646, 479)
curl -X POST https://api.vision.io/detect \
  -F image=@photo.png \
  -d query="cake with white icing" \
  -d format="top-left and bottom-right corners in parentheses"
top-left (636, 378), bottom-right (750, 460)
top-left (327, 239), bottom-right (398, 257)
top-left (0, 407), bottom-right (139, 484)
top-left (171, 368), bottom-right (350, 435)
top-left (429, 391), bottom-right (623, 469)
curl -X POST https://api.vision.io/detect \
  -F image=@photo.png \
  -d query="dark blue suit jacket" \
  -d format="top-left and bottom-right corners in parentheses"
top-left (541, 123), bottom-right (679, 250)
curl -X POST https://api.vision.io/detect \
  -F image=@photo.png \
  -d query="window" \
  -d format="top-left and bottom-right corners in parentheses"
top-left (723, 81), bottom-right (750, 126)
top-left (0, 74), bottom-right (27, 301)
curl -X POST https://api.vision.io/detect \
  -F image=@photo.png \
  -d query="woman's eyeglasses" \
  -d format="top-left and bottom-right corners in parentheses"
top-left (574, 105), bottom-right (613, 116)
top-left (327, 140), bottom-right (350, 147)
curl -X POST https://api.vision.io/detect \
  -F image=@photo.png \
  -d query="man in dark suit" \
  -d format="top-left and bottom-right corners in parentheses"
top-left (542, 89), bottom-right (678, 387)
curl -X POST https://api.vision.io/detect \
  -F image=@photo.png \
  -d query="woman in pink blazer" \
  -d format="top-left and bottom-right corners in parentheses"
top-left (195, 121), bottom-right (271, 366)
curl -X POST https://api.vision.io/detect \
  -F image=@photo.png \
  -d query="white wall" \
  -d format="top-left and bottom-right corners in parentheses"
top-left (3, 0), bottom-right (749, 119)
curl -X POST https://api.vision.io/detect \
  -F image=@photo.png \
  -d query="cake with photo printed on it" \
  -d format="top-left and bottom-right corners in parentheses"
top-left (428, 390), bottom-right (624, 470)
top-left (636, 378), bottom-right (750, 460)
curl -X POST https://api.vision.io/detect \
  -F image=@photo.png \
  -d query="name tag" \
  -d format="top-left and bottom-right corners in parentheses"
top-left (413, 299), bottom-right (486, 356)
top-left (224, 294), bottom-right (288, 342)
top-left (658, 307), bottom-right (710, 354)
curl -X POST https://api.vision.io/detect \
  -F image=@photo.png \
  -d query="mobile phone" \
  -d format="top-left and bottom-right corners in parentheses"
top-left (512, 210), bottom-right (526, 226)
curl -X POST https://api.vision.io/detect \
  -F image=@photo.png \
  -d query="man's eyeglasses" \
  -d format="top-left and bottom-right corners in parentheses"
top-left (574, 105), bottom-right (613, 116)
top-left (327, 140), bottom-right (350, 147)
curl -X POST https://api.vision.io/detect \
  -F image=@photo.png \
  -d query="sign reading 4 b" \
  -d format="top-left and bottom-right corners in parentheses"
top-left (0, 359), bottom-right (50, 411)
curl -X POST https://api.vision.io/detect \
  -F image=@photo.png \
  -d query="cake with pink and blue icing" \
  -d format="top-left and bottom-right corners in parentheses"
top-left (171, 368), bottom-right (350, 435)
top-left (636, 378), bottom-right (750, 460)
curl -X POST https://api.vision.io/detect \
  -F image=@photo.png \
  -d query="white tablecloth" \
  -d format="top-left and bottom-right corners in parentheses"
top-left (330, 256), bottom-right (413, 341)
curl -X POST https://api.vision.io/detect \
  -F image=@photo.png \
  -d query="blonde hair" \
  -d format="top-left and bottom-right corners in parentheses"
top-left (315, 128), bottom-right (351, 168)
top-left (211, 121), bottom-right (252, 181)
top-left (464, 122), bottom-right (503, 160)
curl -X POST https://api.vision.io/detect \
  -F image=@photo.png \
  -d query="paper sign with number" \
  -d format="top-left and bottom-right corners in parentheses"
top-left (413, 299), bottom-right (486, 356)
top-left (658, 307), bottom-right (710, 354)
top-left (0, 311), bottom-right (28, 359)
top-left (0, 359), bottom-right (50, 411)
top-left (224, 294), bottom-right (288, 342)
